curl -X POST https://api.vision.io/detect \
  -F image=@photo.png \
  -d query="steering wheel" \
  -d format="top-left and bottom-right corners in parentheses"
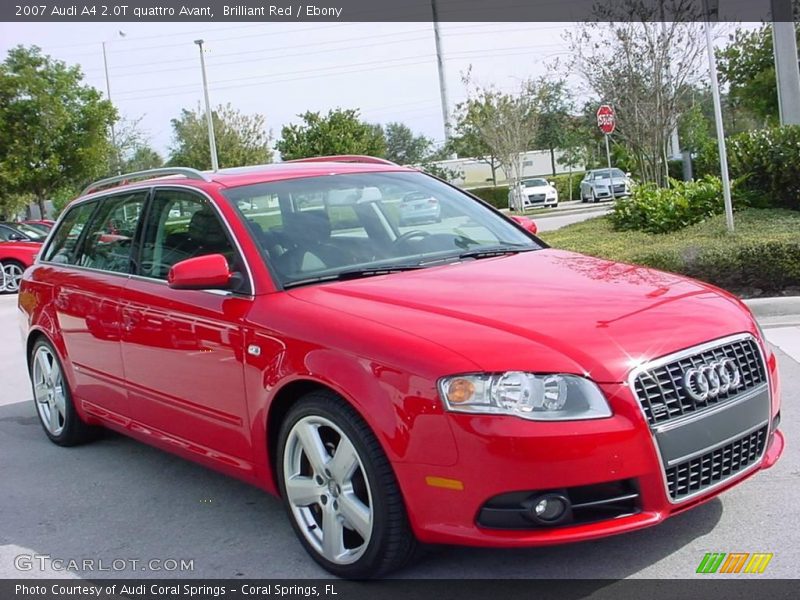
top-left (394, 230), bottom-right (432, 245)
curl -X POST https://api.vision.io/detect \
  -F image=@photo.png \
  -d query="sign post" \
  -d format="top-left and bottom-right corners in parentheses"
top-left (596, 104), bottom-right (616, 170)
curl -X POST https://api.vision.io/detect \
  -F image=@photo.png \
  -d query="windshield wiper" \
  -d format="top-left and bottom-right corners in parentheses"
top-left (283, 264), bottom-right (426, 288)
top-left (458, 244), bottom-right (534, 260)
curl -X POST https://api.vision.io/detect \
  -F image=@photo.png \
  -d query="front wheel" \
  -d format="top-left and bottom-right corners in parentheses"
top-left (277, 391), bottom-right (416, 578)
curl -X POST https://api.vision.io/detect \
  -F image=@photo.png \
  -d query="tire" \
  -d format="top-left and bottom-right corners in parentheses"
top-left (2, 260), bottom-right (25, 294)
top-left (591, 190), bottom-right (598, 203)
top-left (29, 338), bottom-right (97, 446)
top-left (277, 390), bottom-right (417, 578)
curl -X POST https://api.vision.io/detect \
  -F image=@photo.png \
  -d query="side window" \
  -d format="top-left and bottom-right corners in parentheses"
top-left (73, 191), bottom-right (148, 273)
top-left (139, 189), bottom-right (238, 281)
top-left (43, 202), bottom-right (98, 264)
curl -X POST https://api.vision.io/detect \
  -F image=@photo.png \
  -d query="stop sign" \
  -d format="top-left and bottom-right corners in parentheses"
top-left (597, 104), bottom-right (616, 135)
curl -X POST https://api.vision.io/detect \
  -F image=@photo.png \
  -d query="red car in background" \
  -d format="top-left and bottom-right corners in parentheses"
top-left (20, 219), bottom-right (56, 233)
top-left (18, 160), bottom-right (783, 578)
top-left (0, 240), bottom-right (40, 293)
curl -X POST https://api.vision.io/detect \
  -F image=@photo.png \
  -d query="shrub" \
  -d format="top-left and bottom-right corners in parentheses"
top-left (727, 125), bottom-right (800, 211)
top-left (542, 209), bottom-right (800, 296)
top-left (467, 185), bottom-right (509, 209)
top-left (551, 172), bottom-right (584, 201)
top-left (610, 176), bottom-right (724, 234)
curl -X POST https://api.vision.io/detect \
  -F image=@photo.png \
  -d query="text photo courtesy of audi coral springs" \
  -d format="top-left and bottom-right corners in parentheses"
top-left (18, 159), bottom-right (783, 578)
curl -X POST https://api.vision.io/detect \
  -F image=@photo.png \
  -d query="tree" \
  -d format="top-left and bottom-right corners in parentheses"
top-left (459, 73), bottom-right (543, 209)
top-left (446, 109), bottom-right (502, 185)
top-left (123, 146), bottom-right (164, 172)
top-left (0, 46), bottom-right (116, 216)
top-left (567, 0), bottom-right (706, 185)
top-left (169, 103), bottom-right (273, 169)
top-left (383, 122), bottom-right (432, 165)
top-left (534, 78), bottom-right (574, 176)
top-left (277, 108), bottom-right (386, 161)
top-left (717, 24), bottom-right (800, 128)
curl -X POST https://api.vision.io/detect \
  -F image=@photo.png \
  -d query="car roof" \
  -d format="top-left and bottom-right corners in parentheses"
top-left (80, 160), bottom-right (413, 200)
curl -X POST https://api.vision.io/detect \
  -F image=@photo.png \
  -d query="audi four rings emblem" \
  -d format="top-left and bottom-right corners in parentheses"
top-left (683, 359), bottom-right (742, 402)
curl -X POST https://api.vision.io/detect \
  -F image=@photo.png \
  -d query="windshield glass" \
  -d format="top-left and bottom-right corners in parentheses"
top-left (223, 171), bottom-right (540, 287)
top-left (593, 169), bottom-right (626, 180)
top-left (10, 222), bottom-right (47, 241)
top-left (522, 178), bottom-right (548, 187)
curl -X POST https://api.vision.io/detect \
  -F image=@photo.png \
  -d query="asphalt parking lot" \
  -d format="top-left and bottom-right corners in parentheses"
top-left (0, 293), bottom-right (797, 579)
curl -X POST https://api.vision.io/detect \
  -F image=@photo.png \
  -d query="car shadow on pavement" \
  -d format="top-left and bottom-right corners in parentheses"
top-left (1, 399), bottom-right (722, 580)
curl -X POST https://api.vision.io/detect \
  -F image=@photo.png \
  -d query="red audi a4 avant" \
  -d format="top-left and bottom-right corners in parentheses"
top-left (19, 158), bottom-right (783, 577)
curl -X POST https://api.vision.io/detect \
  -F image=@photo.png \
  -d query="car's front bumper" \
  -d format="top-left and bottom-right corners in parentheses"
top-left (395, 366), bottom-right (783, 547)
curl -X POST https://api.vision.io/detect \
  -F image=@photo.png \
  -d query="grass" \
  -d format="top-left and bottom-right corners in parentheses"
top-left (539, 209), bottom-right (800, 296)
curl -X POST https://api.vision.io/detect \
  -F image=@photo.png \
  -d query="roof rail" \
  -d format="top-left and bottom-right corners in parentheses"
top-left (81, 167), bottom-right (212, 196)
top-left (286, 155), bottom-right (398, 166)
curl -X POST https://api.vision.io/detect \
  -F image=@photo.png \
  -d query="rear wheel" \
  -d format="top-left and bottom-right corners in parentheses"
top-left (277, 390), bottom-right (416, 578)
top-left (2, 260), bottom-right (25, 294)
top-left (30, 339), bottom-right (97, 446)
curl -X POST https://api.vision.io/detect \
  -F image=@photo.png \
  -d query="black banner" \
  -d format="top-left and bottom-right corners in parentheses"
top-left (0, 0), bottom-right (795, 23)
top-left (2, 580), bottom-right (800, 600)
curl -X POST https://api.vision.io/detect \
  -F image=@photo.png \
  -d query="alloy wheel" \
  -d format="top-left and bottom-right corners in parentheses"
top-left (282, 415), bottom-right (374, 565)
top-left (3, 262), bottom-right (24, 293)
top-left (32, 345), bottom-right (66, 436)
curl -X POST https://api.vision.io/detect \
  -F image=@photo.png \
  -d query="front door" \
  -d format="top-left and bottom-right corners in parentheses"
top-left (120, 188), bottom-right (254, 468)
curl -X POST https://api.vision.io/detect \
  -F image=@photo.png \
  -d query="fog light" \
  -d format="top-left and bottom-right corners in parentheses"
top-left (529, 493), bottom-right (570, 524)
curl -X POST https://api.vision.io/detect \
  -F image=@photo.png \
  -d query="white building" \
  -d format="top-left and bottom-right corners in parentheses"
top-left (431, 149), bottom-right (584, 188)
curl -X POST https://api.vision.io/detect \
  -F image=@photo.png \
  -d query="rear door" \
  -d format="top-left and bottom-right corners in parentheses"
top-left (43, 191), bottom-right (148, 421)
top-left (120, 188), bottom-right (254, 465)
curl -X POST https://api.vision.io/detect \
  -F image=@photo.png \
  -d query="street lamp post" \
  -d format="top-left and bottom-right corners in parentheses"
top-left (701, 0), bottom-right (734, 233)
top-left (194, 39), bottom-right (219, 172)
top-left (102, 30), bottom-right (125, 174)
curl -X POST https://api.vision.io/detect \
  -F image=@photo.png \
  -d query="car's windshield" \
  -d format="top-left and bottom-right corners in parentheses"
top-left (522, 178), bottom-right (548, 187)
top-left (9, 222), bottom-right (47, 241)
top-left (593, 169), bottom-right (626, 180)
top-left (223, 171), bottom-right (541, 288)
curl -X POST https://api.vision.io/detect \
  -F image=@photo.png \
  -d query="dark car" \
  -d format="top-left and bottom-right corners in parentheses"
top-left (0, 222), bottom-right (49, 243)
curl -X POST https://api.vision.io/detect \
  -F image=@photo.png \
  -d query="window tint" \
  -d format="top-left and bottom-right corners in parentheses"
top-left (223, 171), bottom-right (539, 287)
top-left (139, 189), bottom-right (238, 281)
top-left (43, 202), bottom-right (98, 264)
top-left (74, 191), bottom-right (148, 273)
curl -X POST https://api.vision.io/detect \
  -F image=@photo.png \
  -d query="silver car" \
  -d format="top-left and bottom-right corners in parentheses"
top-left (398, 191), bottom-right (441, 225)
top-left (580, 168), bottom-right (632, 203)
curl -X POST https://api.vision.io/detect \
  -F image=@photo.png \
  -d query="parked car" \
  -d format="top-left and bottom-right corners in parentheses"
top-left (398, 191), bottom-right (441, 225)
top-left (580, 168), bottom-right (633, 202)
top-left (20, 219), bottom-right (56, 233)
top-left (0, 240), bottom-right (41, 293)
top-left (509, 178), bottom-right (558, 210)
top-left (0, 222), bottom-right (49, 243)
top-left (19, 161), bottom-right (783, 578)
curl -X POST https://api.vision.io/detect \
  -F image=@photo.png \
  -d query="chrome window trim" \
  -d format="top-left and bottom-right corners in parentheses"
top-left (38, 184), bottom-right (257, 297)
top-left (626, 332), bottom-right (772, 505)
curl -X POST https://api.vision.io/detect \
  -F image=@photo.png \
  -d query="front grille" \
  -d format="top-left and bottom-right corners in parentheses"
top-left (634, 337), bottom-right (766, 426)
top-left (613, 184), bottom-right (626, 193)
top-left (666, 426), bottom-right (767, 501)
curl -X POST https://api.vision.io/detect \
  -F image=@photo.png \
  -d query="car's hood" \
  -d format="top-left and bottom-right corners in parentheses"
top-left (593, 177), bottom-right (628, 186)
top-left (288, 249), bottom-right (757, 383)
top-left (523, 185), bottom-right (554, 193)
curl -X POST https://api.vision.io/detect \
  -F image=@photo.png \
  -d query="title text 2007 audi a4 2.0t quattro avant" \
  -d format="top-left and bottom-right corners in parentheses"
top-left (19, 158), bottom-right (784, 578)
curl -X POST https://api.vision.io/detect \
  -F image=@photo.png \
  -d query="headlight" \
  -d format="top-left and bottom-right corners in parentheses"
top-left (438, 372), bottom-right (612, 421)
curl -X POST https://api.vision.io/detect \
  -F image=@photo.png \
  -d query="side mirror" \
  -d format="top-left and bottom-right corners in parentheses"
top-left (625, 172), bottom-right (632, 178)
top-left (509, 215), bottom-right (538, 235)
top-left (548, 181), bottom-right (555, 186)
top-left (168, 254), bottom-right (231, 290)
top-left (8, 233), bottom-right (26, 241)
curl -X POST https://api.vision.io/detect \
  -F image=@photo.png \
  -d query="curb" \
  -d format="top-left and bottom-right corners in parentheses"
top-left (743, 296), bottom-right (800, 318)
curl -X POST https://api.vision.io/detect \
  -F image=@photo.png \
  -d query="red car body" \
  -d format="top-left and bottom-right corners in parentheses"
top-left (18, 161), bottom-right (783, 573)
top-left (1, 240), bottom-right (41, 292)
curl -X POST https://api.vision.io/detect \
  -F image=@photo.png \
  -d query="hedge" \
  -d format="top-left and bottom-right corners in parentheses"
top-left (541, 209), bottom-right (800, 297)
top-left (468, 186), bottom-right (509, 209)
